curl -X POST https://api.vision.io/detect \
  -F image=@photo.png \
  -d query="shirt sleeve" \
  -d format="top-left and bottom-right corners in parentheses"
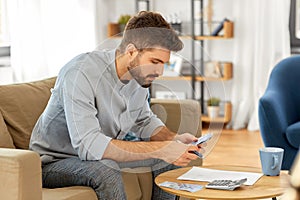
top-left (60, 69), bottom-right (112, 161)
top-left (132, 93), bottom-right (165, 140)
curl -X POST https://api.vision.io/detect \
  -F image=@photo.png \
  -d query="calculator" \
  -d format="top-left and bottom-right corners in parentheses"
top-left (205, 178), bottom-right (247, 190)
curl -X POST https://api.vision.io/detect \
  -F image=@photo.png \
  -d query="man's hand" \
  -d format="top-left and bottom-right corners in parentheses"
top-left (173, 133), bottom-right (206, 162)
top-left (174, 133), bottom-right (198, 144)
top-left (160, 140), bottom-right (200, 166)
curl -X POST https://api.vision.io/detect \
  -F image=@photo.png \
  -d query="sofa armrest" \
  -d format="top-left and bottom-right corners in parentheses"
top-left (150, 98), bottom-right (202, 137)
top-left (0, 148), bottom-right (42, 200)
top-left (258, 92), bottom-right (291, 147)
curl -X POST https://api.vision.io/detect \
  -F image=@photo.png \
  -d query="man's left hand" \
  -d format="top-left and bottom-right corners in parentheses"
top-left (174, 133), bottom-right (198, 144)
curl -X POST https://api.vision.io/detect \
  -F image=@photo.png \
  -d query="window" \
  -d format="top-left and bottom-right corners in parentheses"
top-left (290, 0), bottom-right (300, 53)
top-left (0, 0), bottom-right (10, 57)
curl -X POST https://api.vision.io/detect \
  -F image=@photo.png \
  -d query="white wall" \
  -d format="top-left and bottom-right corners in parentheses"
top-left (0, 67), bottom-right (13, 84)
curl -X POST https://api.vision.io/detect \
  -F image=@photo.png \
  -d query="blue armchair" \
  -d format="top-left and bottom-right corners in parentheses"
top-left (258, 55), bottom-right (300, 170)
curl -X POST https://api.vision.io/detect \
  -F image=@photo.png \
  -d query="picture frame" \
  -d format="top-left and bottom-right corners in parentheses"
top-left (163, 53), bottom-right (183, 76)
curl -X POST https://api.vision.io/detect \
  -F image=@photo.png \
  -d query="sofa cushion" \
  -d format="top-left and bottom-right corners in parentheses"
top-left (0, 111), bottom-right (15, 148)
top-left (286, 122), bottom-right (300, 149)
top-left (43, 186), bottom-right (97, 200)
top-left (0, 77), bottom-right (56, 149)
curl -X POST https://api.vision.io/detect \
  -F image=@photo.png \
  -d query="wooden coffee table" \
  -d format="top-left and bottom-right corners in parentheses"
top-left (155, 165), bottom-right (289, 200)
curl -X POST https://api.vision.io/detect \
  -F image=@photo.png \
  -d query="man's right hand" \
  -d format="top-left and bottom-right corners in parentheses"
top-left (159, 141), bottom-right (200, 166)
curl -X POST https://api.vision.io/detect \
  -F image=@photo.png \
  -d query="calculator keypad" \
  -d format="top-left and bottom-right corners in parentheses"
top-left (205, 178), bottom-right (247, 190)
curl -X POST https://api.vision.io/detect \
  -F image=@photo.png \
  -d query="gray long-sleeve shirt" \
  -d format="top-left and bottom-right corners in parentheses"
top-left (29, 49), bottom-right (164, 164)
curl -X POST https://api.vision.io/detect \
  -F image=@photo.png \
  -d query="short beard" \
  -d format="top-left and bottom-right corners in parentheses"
top-left (127, 65), bottom-right (152, 88)
top-left (128, 57), bottom-right (152, 88)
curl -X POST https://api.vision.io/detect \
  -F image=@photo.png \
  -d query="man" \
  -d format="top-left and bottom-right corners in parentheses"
top-left (30, 11), bottom-right (202, 199)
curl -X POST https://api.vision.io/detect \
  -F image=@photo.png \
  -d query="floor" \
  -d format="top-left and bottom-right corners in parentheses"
top-left (202, 128), bottom-right (264, 168)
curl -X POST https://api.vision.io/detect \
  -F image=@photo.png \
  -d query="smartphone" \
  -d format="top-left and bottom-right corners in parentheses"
top-left (191, 133), bottom-right (213, 146)
top-left (190, 133), bottom-right (213, 158)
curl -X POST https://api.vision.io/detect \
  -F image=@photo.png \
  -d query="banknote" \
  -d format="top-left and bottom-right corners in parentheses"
top-left (159, 181), bottom-right (203, 192)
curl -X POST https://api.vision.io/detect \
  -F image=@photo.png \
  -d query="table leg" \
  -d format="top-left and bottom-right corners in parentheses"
top-left (272, 197), bottom-right (277, 200)
top-left (175, 195), bottom-right (180, 200)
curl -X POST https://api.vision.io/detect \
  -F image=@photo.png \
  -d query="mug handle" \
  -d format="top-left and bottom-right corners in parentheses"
top-left (271, 154), bottom-right (279, 169)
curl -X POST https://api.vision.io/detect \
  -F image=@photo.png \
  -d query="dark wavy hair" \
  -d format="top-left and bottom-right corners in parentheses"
top-left (118, 11), bottom-right (183, 53)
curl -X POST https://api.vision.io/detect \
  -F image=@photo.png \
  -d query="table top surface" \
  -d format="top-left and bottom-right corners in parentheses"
top-left (155, 165), bottom-right (290, 200)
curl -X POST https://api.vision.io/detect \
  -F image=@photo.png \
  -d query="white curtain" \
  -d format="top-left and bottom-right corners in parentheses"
top-left (229, 0), bottom-right (291, 131)
top-left (6, 0), bottom-right (97, 82)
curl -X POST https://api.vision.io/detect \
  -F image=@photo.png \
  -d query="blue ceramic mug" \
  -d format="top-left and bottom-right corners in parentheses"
top-left (259, 147), bottom-right (284, 176)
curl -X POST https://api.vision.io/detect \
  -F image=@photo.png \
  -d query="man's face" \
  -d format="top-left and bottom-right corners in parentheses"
top-left (127, 48), bottom-right (170, 88)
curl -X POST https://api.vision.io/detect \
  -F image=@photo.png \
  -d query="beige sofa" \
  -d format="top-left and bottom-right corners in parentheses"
top-left (0, 77), bottom-right (202, 200)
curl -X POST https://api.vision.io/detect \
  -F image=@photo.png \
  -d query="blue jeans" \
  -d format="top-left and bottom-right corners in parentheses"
top-left (42, 157), bottom-right (178, 200)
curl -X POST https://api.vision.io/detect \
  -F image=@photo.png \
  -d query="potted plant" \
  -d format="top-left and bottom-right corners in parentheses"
top-left (118, 14), bottom-right (131, 33)
top-left (207, 97), bottom-right (221, 118)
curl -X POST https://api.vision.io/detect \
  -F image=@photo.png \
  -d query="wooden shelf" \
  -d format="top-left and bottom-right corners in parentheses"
top-left (157, 76), bottom-right (232, 81)
top-left (194, 35), bottom-right (232, 40)
top-left (194, 21), bottom-right (234, 40)
top-left (107, 21), bottom-right (234, 39)
top-left (158, 62), bottom-right (233, 81)
top-left (202, 102), bottom-right (232, 123)
top-left (196, 76), bottom-right (232, 81)
top-left (157, 76), bottom-right (190, 81)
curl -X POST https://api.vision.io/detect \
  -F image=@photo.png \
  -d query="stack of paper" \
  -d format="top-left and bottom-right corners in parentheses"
top-left (177, 167), bottom-right (263, 186)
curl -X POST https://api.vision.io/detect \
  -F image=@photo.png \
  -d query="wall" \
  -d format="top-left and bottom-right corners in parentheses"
top-left (0, 66), bottom-right (13, 84)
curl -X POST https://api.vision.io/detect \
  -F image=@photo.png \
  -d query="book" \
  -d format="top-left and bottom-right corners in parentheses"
top-left (211, 18), bottom-right (229, 36)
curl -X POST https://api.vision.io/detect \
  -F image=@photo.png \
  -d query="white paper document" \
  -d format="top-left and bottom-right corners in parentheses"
top-left (177, 167), bottom-right (263, 186)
